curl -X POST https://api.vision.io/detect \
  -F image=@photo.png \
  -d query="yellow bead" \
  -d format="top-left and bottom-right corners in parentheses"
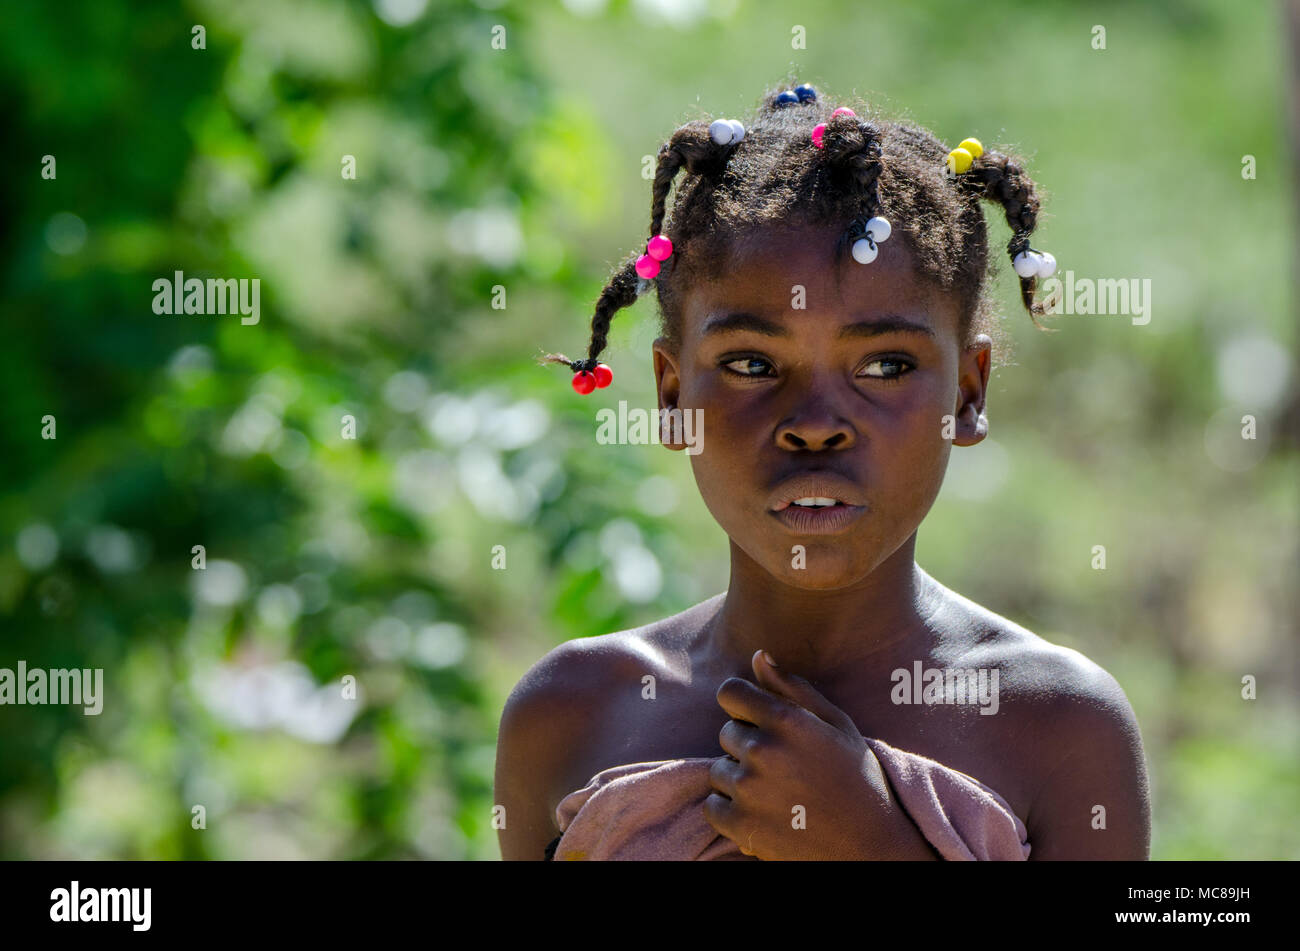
top-left (946, 148), bottom-right (973, 175)
top-left (958, 137), bottom-right (984, 159)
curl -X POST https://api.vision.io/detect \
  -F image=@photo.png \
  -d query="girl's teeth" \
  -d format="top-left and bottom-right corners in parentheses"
top-left (793, 497), bottom-right (838, 507)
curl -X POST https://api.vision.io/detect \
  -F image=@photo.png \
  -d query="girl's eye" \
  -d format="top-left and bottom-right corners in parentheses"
top-left (720, 355), bottom-right (916, 382)
top-left (721, 356), bottom-right (775, 378)
top-left (859, 357), bottom-right (915, 383)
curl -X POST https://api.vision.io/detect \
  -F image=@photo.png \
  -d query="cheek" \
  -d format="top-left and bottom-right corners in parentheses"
top-left (870, 377), bottom-right (955, 507)
top-left (687, 456), bottom-right (736, 534)
top-left (880, 386), bottom-right (947, 452)
top-left (677, 381), bottom-right (774, 533)
top-left (684, 403), bottom-right (756, 518)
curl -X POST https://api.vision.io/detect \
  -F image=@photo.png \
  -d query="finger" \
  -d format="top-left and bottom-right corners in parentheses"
top-left (715, 675), bottom-right (804, 732)
top-left (702, 790), bottom-right (740, 842)
top-left (718, 718), bottom-right (761, 763)
top-left (707, 753), bottom-right (743, 799)
top-left (751, 649), bottom-right (861, 736)
top-left (704, 792), bottom-right (762, 857)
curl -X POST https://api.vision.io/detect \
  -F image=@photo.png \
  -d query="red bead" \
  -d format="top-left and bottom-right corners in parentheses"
top-left (646, 235), bottom-right (673, 261)
top-left (635, 254), bottom-right (660, 279)
top-left (571, 371), bottom-right (596, 394)
top-left (593, 363), bottom-right (613, 388)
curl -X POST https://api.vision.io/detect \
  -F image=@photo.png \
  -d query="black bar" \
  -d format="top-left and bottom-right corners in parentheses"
top-left (0, 860), bottom-right (1282, 937)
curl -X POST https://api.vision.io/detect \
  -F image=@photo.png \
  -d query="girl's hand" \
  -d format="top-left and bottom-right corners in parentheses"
top-left (703, 649), bottom-right (939, 861)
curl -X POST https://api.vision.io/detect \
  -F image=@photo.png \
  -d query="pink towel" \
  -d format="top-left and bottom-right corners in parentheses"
top-left (552, 737), bottom-right (1030, 861)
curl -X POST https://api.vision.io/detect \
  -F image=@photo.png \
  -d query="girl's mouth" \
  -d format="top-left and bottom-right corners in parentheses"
top-left (769, 499), bottom-right (866, 535)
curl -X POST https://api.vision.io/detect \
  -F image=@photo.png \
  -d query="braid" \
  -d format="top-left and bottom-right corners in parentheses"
top-left (543, 76), bottom-right (1062, 387)
top-left (539, 254), bottom-right (640, 373)
top-left (820, 115), bottom-right (887, 259)
top-left (651, 122), bottom-right (728, 233)
top-left (542, 121), bottom-right (732, 375)
top-left (959, 151), bottom-right (1052, 328)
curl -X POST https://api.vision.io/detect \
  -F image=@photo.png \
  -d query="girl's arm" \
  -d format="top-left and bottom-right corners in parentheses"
top-left (494, 690), bottom-right (563, 860)
top-left (493, 639), bottom-right (611, 860)
top-left (1022, 661), bottom-right (1152, 860)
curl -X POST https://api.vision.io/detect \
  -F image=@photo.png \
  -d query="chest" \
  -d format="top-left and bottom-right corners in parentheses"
top-left (560, 674), bottom-right (1037, 827)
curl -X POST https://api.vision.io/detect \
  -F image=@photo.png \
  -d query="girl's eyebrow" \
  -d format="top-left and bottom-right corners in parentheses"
top-left (699, 311), bottom-right (936, 340)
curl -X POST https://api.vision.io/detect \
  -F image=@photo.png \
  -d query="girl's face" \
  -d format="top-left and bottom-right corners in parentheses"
top-left (653, 223), bottom-right (992, 590)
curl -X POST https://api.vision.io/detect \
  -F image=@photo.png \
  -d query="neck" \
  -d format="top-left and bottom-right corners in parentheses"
top-left (699, 534), bottom-right (944, 685)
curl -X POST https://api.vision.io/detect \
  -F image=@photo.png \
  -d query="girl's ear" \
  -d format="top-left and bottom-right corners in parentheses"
top-left (951, 334), bottom-right (991, 447)
top-left (652, 337), bottom-right (685, 452)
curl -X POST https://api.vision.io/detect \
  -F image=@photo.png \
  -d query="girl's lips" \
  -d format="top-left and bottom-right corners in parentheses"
top-left (769, 501), bottom-right (866, 535)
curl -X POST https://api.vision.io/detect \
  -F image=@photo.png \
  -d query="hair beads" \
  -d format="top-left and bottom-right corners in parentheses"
top-left (544, 79), bottom-right (1058, 392)
top-left (1013, 250), bottom-right (1056, 279)
top-left (810, 106), bottom-right (857, 150)
top-left (945, 137), bottom-right (985, 177)
top-left (635, 234), bottom-right (674, 280)
top-left (947, 134), bottom-right (1057, 289)
top-left (571, 361), bottom-right (613, 395)
top-left (851, 216), bottom-right (892, 264)
top-left (812, 106), bottom-right (890, 266)
top-left (708, 119), bottom-right (746, 146)
top-left (776, 83), bottom-right (818, 106)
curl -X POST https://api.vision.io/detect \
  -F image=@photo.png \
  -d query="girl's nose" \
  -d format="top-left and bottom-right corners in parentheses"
top-left (775, 410), bottom-right (856, 451)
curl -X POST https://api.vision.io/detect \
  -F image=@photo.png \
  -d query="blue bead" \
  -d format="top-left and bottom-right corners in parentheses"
top-left (794, 84), bottom-right (817, 102)
top-left (776, 90), bottom-right (799, 106)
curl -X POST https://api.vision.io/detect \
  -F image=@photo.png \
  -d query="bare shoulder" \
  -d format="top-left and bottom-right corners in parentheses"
top-left (936, 583), bottom-right (1141, 729)
top-left (934, 583), bottom-right (1151, 857)
top-left (500, 597), bottom-right (710, 722)
top-left (495, 632), bottom-right (642, 793)
top-left (493, 633), bottom-right (637, 860)
top-left (493, 596), bottom-right (720, 859)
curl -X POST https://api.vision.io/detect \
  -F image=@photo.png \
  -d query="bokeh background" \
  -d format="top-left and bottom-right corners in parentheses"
top-left (0, 0), bottom-right (1296, 860)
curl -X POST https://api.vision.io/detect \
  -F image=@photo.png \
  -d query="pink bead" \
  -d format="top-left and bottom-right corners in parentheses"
top-left (832, 107), bottom-right (856, 118)
top-left (635, 254), bottom-right (660, 279)
top-left (647, 235), bottom-right (673, 261)
top-left (811, 123), bottom-right (826, 149)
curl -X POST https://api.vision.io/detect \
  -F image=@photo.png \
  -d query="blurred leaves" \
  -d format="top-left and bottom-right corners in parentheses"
top-left (0, 0), bottom-right (1296, 860)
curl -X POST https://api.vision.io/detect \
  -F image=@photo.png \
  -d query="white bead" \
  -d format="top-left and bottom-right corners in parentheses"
top-left (864, 216), bottom-right (891, 243)
top-left (1035, 251), bottom-right (1057, 278)
top-left (851, 238), bottom-right (879, 264)
top-left (709, 119), bottom-right (734, 145)
top-left (728, 120), bottom-right (745, 143)
top-left (1012, 251), bottom-right (1041, 279)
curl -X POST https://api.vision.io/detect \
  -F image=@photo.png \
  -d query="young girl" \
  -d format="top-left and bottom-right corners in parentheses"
top-left (495, 80), bottom-right (1151, 861)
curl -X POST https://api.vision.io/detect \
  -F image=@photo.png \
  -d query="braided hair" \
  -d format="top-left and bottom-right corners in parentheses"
top-left (541, 78), bottom-right (1052, 379)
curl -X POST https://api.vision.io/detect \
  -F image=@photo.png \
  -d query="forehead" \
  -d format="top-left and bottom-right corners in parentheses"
top-left (681, 223), bottom-right (958, 338)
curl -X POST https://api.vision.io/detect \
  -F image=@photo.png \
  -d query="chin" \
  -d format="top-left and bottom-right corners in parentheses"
top-left (761, 542), bottom-right (880, 590)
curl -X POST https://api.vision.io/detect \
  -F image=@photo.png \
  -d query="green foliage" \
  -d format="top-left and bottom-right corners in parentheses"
top-left (0, 0), bottom-right (1295, 859)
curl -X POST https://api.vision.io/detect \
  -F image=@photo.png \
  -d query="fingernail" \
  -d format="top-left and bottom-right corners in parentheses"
top-left (762, 650), bottom-right (778, 667)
